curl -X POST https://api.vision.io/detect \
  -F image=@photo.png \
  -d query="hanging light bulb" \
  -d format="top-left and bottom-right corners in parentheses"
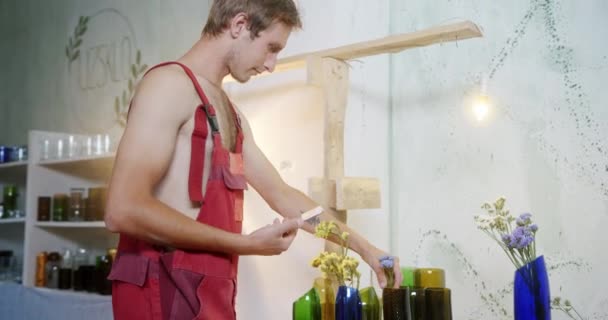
top-left (472, 94), bottom-right (490, 122)
top-left (471, 76), bottom-right (492, 123)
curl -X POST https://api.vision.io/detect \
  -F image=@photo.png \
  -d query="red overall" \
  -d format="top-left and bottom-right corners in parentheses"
top-left (108, 62), bottom-right (247, 320)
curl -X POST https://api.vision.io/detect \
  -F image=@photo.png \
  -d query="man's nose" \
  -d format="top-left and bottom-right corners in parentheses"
top-left (264, 54), bottom-right (277, 73)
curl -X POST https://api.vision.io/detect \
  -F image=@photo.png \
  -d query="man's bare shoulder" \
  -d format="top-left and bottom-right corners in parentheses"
top-left (128, 65), bottom-right (197, 125)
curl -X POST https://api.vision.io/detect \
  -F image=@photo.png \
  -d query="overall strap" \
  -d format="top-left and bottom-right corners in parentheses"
top-left (142, 61), bottom-right (219, 203)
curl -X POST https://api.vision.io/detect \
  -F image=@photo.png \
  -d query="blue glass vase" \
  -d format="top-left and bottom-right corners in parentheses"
top-left (514, 255), bottom-right (551, 320)
top-left (335, 285), bottom-right (362, 320)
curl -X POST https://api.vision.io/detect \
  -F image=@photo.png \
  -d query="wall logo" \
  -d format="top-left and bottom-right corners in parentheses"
top-left (65, 9), bottom-right (148, 130)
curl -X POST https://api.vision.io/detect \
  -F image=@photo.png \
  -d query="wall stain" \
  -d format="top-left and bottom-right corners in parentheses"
top-left (539, 0), bottom-right (608, 199)
top-left (486, 0), bottom-right (608, 199)
top-left (487, 0), bottom-right (540, 80)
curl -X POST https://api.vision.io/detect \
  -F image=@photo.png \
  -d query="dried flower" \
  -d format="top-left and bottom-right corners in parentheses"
top-left (311, 221), bottom-right (360, 288)
top-left (551, 296), bottom-right (586, 320)
top-left (474, 197), bottom-right (538, 270)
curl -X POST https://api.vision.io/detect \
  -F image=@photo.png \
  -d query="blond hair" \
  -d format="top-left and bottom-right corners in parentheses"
top-left (203, 0), bottom-right (302, 38)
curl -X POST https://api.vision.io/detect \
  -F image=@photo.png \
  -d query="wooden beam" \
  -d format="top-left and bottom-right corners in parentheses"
top-left (308, 177), bottom-right (336, 209)
top-left (319, 58), bottom-right (349, 179)
top-left (308, 177), bottom-right (382, 211)
top-left (335, 177), bottom-right (381, 210)
top-left (224, 20), bottom-right (482, 82)
top-left (282, 21), bottom-right (480, 69)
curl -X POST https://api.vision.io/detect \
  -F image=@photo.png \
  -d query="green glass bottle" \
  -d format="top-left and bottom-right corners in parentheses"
top-left (293, 287), bottom-right (322, 320)
top-left (400, 267), bottom-right (416, 287)
top-left (359, 286), bottom-right (380, 320)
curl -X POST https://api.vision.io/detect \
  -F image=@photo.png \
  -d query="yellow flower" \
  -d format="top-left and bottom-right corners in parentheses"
top-left (311, 256), bottom-right (322, 268)
top-left (314, 221), bottom-right (338, 239)
top-left (340, 232), bottom-right (349, 241)
top-left (494, 197), bottom-right (506, 210)
top-left (310, 222), bottom-right (360, 288)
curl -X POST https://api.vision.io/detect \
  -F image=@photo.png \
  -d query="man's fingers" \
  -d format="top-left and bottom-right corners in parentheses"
top-left (276, 218), bottom-right (300, 235)
top-left (393, 257), bottom-right (403, 288)
top-left (370, 261), bottom-right (387, 288)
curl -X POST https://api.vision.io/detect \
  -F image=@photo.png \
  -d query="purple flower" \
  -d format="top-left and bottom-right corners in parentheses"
top-left (515, 234), bottom-right (534, 248)
top-left (517, 213), bottom-right (532, 226)
top-left (379, 256), bottom-right (394, 269)
top-left (501, 234), bottom-right (513, 246)
top-left (506, 226), bottom-right (535, 249)
top-left (530, 224), bottom-right (538, 232)
top-left (519, 213), bottom-right (532, 220)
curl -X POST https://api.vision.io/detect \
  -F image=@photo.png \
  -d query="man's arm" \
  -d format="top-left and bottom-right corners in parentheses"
top-left (240, 113), bottom-right (403, 288)
top-left (104, 67), bottom-right (298, 256)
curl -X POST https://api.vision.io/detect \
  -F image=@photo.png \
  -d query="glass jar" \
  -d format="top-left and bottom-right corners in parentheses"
top-left (58, 249), bottom-right (73, 290)
top-left (86, 187), bottom-right (107, 221)
top-left (0, 250), bottom-right (14, 281)
top-left (52, 194), bottom-right (69, 221)
top-left (0, 146), bottom-right (7, 163)
top-left (16, 145), bottom-right (27, 161)
top-left (2, 185), bottom-right (18, 218)
top-left (96, 254), bottom-right (113, 295)
top-left (37, 196), bottom-right (51, 221)
top-left (45, 252), bottom-right (62, 289)
top-left (35, 252), bottom-right (47, 287)
top-left (68, 188), bottom-right (85, 221)
top-left (73, 248), bottom-right (89, 291)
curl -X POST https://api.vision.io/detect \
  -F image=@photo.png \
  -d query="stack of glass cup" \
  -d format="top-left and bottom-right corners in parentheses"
top-left (40, 134), bottom-right (114, 161)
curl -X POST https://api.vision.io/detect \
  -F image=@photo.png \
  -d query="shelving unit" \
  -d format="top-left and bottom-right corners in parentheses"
top-left (0, 218), bottom-right (26, 225)
top-left (20, 130), bottom-right (118, 288)
top-left (35, 221), bottom-right (107, 228)
top-left (0, 154), bottom-right (28, 280)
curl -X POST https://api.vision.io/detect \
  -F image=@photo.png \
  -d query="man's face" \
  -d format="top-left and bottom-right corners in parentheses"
top-left (228, 21), bottom-right (291, 83)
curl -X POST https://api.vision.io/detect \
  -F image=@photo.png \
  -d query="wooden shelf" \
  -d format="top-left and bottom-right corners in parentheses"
top-left (37, 153), bottom-right (115, 181)
top-left (37, 153), bottom-right (115, 166)
top-left (0, 217), bottom-right (26, 225)
top-left (0, 160), bottom-right (28, 182)
top-left (0, 160), bottom-right (28, 169)
top-left (35, 221), bottom-right (106, 228)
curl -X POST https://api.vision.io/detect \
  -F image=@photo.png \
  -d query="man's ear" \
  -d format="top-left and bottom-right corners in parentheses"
top-left (229, 12), bottom-right (249, 39)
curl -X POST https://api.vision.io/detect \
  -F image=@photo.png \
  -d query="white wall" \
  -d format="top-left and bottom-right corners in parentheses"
top-left (0, 0), bottom-right (212, 144)
top-left (389, 0), bottom-right (608, 319)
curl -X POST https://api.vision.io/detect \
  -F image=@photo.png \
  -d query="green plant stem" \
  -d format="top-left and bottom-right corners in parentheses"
top-left (483, 230), bottom-right (522, 269)
top-left (571, 306), bottom-right (585, 320)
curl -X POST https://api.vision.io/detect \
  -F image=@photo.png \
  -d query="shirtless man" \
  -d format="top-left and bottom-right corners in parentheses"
top-left (104, 1), bottom-right (401, 319)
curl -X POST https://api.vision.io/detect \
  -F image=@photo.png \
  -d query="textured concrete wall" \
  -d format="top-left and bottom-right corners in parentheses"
top-left (389, 0), bottom-right (608, 318)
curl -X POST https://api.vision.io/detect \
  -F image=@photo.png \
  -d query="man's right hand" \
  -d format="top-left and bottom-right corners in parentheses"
top-left (245, 218), bottom-right (302, 255)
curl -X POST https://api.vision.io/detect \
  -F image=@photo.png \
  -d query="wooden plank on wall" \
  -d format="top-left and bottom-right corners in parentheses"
top-left (335, 177), bottom-right (381, 210)
top-left (224, 21), bottom-right (482, 82)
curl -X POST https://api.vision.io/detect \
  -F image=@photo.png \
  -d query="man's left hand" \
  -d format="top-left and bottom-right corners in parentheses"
top-left (361, 245), bottom-right (403, 289)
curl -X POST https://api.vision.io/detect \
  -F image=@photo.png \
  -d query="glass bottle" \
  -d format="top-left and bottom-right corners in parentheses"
top-left (292, 287), bottom-right (321, 320)
top-left (45, 252), bottom-right (62, 289)
top-left (58, 249), bottom-right (73, 289)
top-left (96, 253), bottom-right (112, 295)
top-left (2, 185), bottom-right (18, 217)
top-left (68, 188), bottom-right (85, 221)
top-left (35, 252), bottom-right (47, 287)
top-left (73, 248), bottom-right (89, 291)
top-left (37, 197), bottom-right (51, 221)
top-left (52, 194), bottom-right (68, 221)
